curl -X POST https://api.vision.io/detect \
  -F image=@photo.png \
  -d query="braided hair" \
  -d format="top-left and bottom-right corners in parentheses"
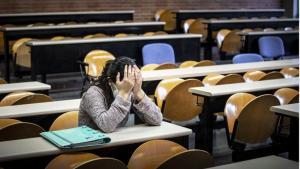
top-left (93, 57), bottom-right (136, 107)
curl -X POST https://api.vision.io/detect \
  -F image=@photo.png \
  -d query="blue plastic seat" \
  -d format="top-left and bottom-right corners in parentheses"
top-left (258, 36), bottom-right (285, 59)
top-left (142, 43), bottom-right (176, 65)
top-left (232, 53), bottom-right (264, 64)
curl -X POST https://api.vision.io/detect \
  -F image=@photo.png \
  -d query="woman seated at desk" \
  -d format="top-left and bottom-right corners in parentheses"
top-left (79, 57), bottom-right (163, 133)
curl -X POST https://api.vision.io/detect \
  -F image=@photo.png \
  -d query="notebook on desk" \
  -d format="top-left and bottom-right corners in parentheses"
top-left (40, 126), bottom-right (111, 149)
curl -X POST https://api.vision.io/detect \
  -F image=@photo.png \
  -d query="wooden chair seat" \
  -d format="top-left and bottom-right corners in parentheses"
top-left (244, 70), bottom-right (284, 82)
top-left (141, 63), bottom-right (177, 72)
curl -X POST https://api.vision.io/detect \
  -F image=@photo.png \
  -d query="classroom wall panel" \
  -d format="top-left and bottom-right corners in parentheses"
top-left (0, 0), bottom-right (281, 21)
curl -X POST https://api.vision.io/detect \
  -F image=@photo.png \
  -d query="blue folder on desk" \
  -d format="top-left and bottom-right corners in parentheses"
top-left (40, 126), bottom-right (111, 149)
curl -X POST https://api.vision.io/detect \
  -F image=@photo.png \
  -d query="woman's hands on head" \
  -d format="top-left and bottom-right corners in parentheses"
top-left (116, 65), bottom-right (135, 100)
top-left (132, 65), bottom-right (145, 102)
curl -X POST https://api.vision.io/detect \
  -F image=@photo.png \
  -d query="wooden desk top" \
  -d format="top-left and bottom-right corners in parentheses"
top-left (202, 18), bottom-right (299, 24)
top-left (189, 77), bottom-right (299, 97)
top-left (0, 81), bottom-right (51, 94)
top-left (207, 155), bottom-right (298, 169)
top-left (1, 21), bottom-right (165, 31)
top-left (0, 99), bottom-right (80, 119)
top-left (271, 103), bottom-right (299, 118)
top-left (26, 34), bottom-right (202, 46)
top-left (177, 9), bottom-right (285, 13)
top-left (0, 11), bottom-right (135, 17)
top-left (0, 121), bottom-right (192, 162)
top-left (141, 59), bottom-right (299, 82)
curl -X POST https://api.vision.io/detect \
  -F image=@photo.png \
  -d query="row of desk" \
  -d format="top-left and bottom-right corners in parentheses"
top-left (0, 77), bottom-right (298, 153)
top-left (0, 11), bottom-right (134, 25)
top-left (0, 78), bottom-right (298, 165)
top-left (1, 21), bottom-right (166, 82)
top-left (202, 18), bottom-right (299, 58)
top-left (238, 30), bottom-right (299, 55)
top-left (175, 9), bottom-right (286, 32)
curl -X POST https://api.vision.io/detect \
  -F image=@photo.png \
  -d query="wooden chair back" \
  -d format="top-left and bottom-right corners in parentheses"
top-left (243, 70), bottom-right (266, 82)
top-left (45, 153), bottom-right (100, 169)
top-left (163, 79), bottom-right (203, 121)
top-left (12, 38), bottom-right (32, 58)
top-left (274, 88), bottom-right (299, 105)
top-left (183, 19), bottom-right (195, 33)
top-left (224, 93), bottom-right (256, 134)
top-left (84, 50), bottom-right (115, 77)
top-left (51, 36), bottom-right (66, 41)
top-left (193, 60), bottom-right (216, 67)
top-left (49, 111), bottom-right (78, 131)
top-left (217, 74), bottom-right (245, 85)
top-left (188, 19), bottom-right (207, 39)
top-left (157, 150), bottom-right (214, 169)
top-left (143, 32), bottom-right (155, 36)
top-left (127, 140), bottom-right (187, 169)
top-left (16, 41), bottom-right (32, 68)
top-left (260, 71), bottom-right (284, 81)
top-left (141, 63), bottom-right (177, 71)
top-left (115, 33), bottom-right (128, 38)
top-left (202, 73), bottom-right (225, 86)
top-left (75, 158), bottom-right (128, 169)
top-left (154, 78), bottom-right (184, 109)
top-left (154, 31), bottom-right (168, 35)
top-left (235, 94), bottom-right (280, 144)
top-left (0, 78), bottom-right (7, 84)
top-left (179, 60), bottom-right (198, 68)
top-left (0, 92), bottom-right (52, 106)
top-left (280, 67), bottom-right (299, 78)
top-left (159, 10), bottom-right (176, 31)
top-left (0, 120), bottom-right (45, 141)
top-left (216, 29), bottom-right (231, 48)
top-left (220, 30), bottom-right (242, 55)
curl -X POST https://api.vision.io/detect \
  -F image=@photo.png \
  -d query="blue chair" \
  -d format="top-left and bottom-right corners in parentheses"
top-left (232, 53), bottom-right (264, 64)
top-left (142, 43), bottom-right (176, 65)
top-left (258, 36), bottom-right (285, 59)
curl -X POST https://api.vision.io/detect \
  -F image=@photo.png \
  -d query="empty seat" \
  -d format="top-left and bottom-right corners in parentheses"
top-left (0, 91), bottom-right (52, 106)
top-left (155, 79), bottom-right (203, 122)
top-left (154, 9), bottom-right (176, 31)
top-left (128, 140), bottom-right (187, 169)
top-left (49, 111), bottom-right (78, 131)
top-left (224, 93), bottom-right (280, 161)
top-left (179, 60), bottom-right (198, 68)
top-left (220, 30), bottom-right (242, 56)
top-left (274, 88), bottom-right (299, 135)
top-left (188, 19), bottom-right (207, 40)
top-left (243, 71), bottom-right (284, 82)
top-left (0, 119), bottom-right (44, 141)
top-left (82, 50), bottom-right (115, 78)
top-left (280, 67), bottom-right (299, 78)
top-left (259, 36), bottom-right (285, 59)
top-left (154, 78), bottom-right (184, 109)
top-left (216, 29), bottom-right (231, 48)
top-left (142, 43), bottom-right (175, 65)
top-left (202, 73), bottom-right (245, 86)
top-left (232, 53), bottom-right (264, 64)
top-left (183, 19), bottom-right (195, 33)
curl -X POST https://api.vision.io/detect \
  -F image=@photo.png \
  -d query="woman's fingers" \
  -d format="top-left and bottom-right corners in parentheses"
top-left (116, 72), bottom-right (121, 84)
top-left (124, 65), bottom-right (128, 80)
